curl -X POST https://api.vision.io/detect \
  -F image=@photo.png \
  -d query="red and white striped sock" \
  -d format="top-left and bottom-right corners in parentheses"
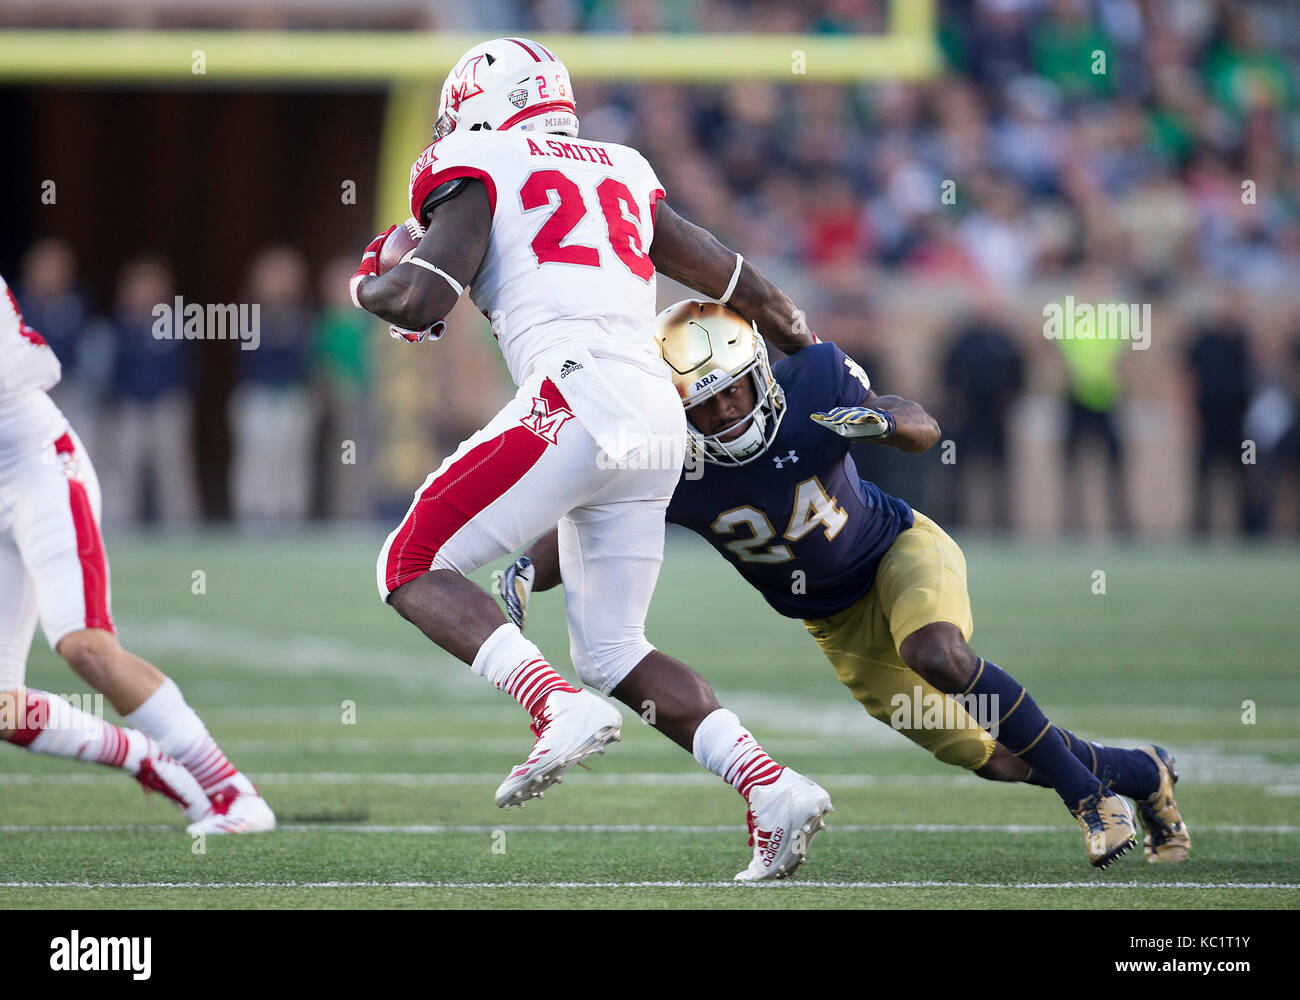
top-left (692, 708), bottom-right (785, 800)
top-left (472, 623), bottom-right (578, 717)
top-left (122, 678), bottom-right (239, 793)
top-left (5, 690), bottom-right (148, 773)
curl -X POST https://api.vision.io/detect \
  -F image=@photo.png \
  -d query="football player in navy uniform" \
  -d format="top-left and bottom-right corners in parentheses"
top-left (507, 300), bottom-right (1189, 869)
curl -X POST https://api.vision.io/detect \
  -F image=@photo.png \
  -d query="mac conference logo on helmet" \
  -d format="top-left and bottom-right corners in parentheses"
top-left (508, 88), bottom-right (529, 109)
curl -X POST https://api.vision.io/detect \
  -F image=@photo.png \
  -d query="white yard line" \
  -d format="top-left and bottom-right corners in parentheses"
top-left (2, 823), bottom-right (1297, 835)
top-left (1, 880), bottom-right (1295, 890)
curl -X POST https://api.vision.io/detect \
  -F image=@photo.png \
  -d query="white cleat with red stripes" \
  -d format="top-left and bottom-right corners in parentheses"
top-left (133, 737), bottom-right (211, 823)
top-left (495, 688), bottom-right (622, 809)
top-left (734, 768), bottom-right (833, 881)
top-left (185, 774), bottom-right (276, 835)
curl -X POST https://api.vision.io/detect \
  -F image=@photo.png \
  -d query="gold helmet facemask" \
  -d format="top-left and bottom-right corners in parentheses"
top-left (655, 300), bottom-right (786, 466)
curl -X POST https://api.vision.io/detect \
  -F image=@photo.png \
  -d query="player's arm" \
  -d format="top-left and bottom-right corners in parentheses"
top-left (813, 391), bottom-right (940, 454)
top-left (811, 349), bottom-right (940, 454)
top-left (649, 201), bottom-right (817, 354)
top-left (857, 390), bottom-right (942, 454)
top-left (354, 179), bottom-right (492, 332)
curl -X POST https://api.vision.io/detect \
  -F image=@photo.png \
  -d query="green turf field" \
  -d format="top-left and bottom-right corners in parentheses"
top-left (3, 530), bottom-right (1298, 909)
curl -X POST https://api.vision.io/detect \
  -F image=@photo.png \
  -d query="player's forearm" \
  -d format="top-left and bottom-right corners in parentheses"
top-left (357, 269), bottom-right (455, 331)
top-left (523, 529), bottom-right (563, 592)
top-left (649, 202), bottom-right (816, 354)
top-left (872, 396), bottom-right (941, 453)
top-left (725, 262), bottom-right (817, 355)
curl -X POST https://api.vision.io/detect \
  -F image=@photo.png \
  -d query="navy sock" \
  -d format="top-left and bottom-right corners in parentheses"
top-left (1047, 728), bottom-right (1161, 799)
top-left (962, 659), bottom-right (1100, 807)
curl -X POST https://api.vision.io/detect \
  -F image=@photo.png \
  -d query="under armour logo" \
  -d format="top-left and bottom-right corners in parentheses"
top-left (772, 450), bottom-right (798, 468)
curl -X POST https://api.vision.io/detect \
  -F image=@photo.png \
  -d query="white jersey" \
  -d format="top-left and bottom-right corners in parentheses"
top-left (408, 129), bottom-right (666, 387)
top-left (0, 273), bottom-right (66, 471)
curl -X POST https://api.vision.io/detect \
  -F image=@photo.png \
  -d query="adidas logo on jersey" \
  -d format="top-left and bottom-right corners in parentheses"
top-left (559, 359), bottom-right (583, 378)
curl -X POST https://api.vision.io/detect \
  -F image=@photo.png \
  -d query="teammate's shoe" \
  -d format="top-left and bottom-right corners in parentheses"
top-left (185, 775), bottom-right (276, 835)
top-left (1070, 789), bottom-right (1137, 868)
top-left (503, 556), bottom-right (534, 630)
top-left (495, 688), bottom-right (621, 809)
top-left (134, 738), bottom-right (211, 823)
top-left (1135, 745), bottom-right (1190, 863)
top-left (734, 768), bottom-right (833, 881)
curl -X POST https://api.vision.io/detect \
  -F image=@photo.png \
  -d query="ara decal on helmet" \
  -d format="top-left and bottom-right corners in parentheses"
top-left (656, 301), bottom-right (788, 467)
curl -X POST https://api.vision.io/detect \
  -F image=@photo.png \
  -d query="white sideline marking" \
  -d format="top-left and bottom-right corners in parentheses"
top-left (0, 772), bottom-right (976, 788)
top-left (2, 823), bottom-right (1297, 835)
top-left (6, 767), bottom-right (1300, 789)
top-left (2, 880), bottom-right (1296, 890)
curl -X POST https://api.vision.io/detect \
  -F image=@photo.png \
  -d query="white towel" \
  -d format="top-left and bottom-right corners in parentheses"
top-left (538, 346), bottom-right (655, 464)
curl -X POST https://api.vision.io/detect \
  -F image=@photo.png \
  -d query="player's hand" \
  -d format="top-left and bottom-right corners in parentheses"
top-left (810, 405), bottom-right (895, 439)
top-left (389, 320), bottom-right (446, 345)
top-left (350, 225), bottom-right (398, 308)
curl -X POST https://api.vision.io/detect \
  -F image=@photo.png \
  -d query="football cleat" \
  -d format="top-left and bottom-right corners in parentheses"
top-left (503, 555), bottom-right (534, 630)
top-left (1135, 745), bottom-right (1190, 863)
top-left (134, 738), bottom-right (211, 823)
top-left (734, 768), bottom-right (833, 881)
top-left (495, 688), bottom-right (621, 809)
top-left (185, 775), bottom-right (276, 835)
top-left (1071, 789), bottom-right (1137, 869)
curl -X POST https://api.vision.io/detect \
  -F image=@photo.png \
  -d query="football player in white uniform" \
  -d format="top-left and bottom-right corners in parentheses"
top-left (0, 276), bottom-right (273, 834)
top-left (351, 37), bottom-right (836, 879)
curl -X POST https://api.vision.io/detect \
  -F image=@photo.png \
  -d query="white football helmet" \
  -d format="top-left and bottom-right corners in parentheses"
top-left (433, 37), bottom-right (579, 141)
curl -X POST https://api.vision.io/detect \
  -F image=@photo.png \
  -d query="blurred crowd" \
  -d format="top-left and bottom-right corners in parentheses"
top-left (8, 0), bottom-right (1300, 535)
top-left (16, 239), bottom-right (375, 524)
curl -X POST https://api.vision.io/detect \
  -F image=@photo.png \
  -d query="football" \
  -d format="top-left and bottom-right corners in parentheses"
top-left (377, 217), bottom-right (425, 275)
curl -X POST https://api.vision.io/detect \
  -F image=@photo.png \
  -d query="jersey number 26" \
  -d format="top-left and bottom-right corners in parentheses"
top-left (519, 169), bottom-right (656, 281)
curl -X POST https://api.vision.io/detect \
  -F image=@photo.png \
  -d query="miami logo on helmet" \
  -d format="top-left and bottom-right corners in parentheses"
top-left (445, 54), bottom-right (487, 113)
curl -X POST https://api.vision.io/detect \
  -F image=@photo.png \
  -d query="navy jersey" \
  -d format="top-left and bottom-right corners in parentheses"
top-left (666, 343), bottom-right (914, 618)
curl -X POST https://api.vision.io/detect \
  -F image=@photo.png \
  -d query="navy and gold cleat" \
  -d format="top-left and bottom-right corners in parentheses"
top-left (1135, 745), bottom-right (1190, 863)
top-left (1071, 789), bottom-right (1137, 869)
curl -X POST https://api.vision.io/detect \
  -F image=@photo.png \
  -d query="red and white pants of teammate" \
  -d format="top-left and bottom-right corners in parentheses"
top-left (377, 357), bottom-right (686, 694)
top-left (0, 392), bottom-right (112, 687)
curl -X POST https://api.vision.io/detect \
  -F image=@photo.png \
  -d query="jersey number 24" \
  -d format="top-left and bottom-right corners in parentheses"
top-left (711, 476), bottom-right (848, 564)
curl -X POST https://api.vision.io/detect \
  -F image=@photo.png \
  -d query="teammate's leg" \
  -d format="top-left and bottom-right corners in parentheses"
top-left (55, 628), bottom-right (272, 832)
top-left (13, 430), bottom-right (270, 831)
top-left (0, 529), bottom-right (209, 821)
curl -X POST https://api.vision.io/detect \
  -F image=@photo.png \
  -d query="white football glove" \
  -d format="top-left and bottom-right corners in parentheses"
top-left (389, 320), bottom-right (447, 345)
top-left (810, 405), bottom-right (896, 439)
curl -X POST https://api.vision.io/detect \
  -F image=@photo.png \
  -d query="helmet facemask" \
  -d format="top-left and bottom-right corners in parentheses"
top-left (683, 337), bottom-right (786, 467)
